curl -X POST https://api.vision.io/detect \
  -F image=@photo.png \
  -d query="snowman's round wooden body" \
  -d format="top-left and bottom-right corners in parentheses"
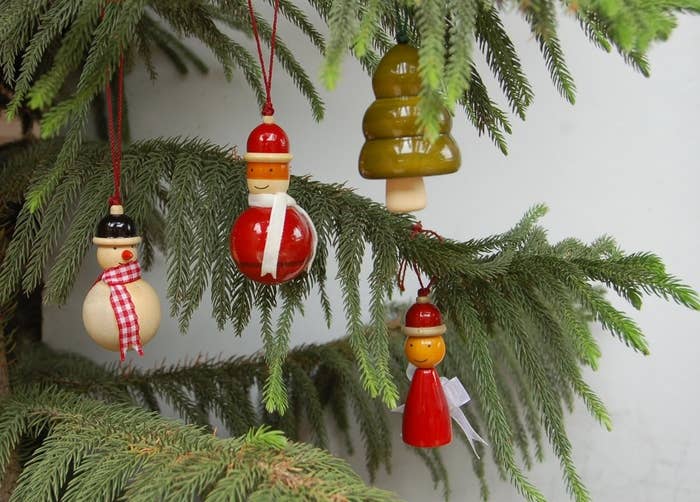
top-left (82, 278), bottom-right (161, 352)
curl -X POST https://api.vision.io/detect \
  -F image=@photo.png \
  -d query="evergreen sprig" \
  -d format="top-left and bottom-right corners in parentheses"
top-left (319, 0), bottom-right (699, 144)
top-left (1, 0), bottom-right (695, 201)
top-left (2, 137), bottom-right (699, 500)
top-left (0, 0), bottom-right (327, 211)
top-left (0, 385), bottom-right (398, 501)
top-left (2, 138), bottom-right (698, 419)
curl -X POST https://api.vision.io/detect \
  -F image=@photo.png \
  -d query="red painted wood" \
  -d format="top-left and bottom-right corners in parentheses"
top-left (230, 205), bottom-right (313, 284)
top-left (402, 367), bottom-right (452, 448)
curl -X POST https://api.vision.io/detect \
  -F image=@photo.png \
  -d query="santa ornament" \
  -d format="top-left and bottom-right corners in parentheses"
top-left (82, 54), bottom-right (161, 361)
top-left (396, 288), bottom-right (486, 452)
top-left (229, 116), bottom-right (317, 284)
top-left (82, 204), bottom-right (161, 360)
top-left (229, 0), bottom-right (317, 284)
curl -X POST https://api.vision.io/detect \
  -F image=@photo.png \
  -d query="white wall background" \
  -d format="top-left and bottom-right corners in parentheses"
top-left (43, 6), bottom-right (700, 502)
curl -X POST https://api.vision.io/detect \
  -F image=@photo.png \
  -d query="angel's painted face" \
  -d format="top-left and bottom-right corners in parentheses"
top-left (404, 335), bottom-right (445, 368)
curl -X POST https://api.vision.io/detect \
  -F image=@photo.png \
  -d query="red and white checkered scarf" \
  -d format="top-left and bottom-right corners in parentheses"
top-left (99, 261), bottom-right (144, 361)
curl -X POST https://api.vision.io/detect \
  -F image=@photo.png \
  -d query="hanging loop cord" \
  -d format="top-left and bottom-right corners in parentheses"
top-left (105, 54), bottom-right (125, 206)
top-left (397, 222), bottom-right (444, 294)
top-left (247, 0), bottom-right (281, 116)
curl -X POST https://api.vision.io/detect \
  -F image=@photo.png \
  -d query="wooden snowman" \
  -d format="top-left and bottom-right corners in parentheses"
top-left (82, 204), bottom-right (161, 360)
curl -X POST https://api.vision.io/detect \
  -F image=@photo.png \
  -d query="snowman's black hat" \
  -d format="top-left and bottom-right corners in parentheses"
top-left (93, 205), bottom-right (142, 246)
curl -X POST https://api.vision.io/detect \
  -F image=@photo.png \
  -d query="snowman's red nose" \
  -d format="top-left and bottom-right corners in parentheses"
top-left (121, 249), bottom-right (134, 261)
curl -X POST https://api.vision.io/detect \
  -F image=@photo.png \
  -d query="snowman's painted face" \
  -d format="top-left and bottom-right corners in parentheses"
top-left (404, 335), bottom-right (446, 368)
top-left (96, 243), bottom-right (138, 270)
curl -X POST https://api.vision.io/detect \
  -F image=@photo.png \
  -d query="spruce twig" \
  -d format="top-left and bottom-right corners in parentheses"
top-left (0, 386), bottom-right (399, 501)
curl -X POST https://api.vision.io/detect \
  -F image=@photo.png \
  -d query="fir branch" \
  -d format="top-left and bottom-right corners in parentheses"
top-left (5, 0), bottom-right (82, 119)
top-left (215, 7), bottom-right (325, 121)
top-left (0, 386), bottom-right (399, 501)
top-left (415, 0), bottom-right (447, 141)
top-left (523, 0), bottom-right (576, 104)
top-left (444, 0), bottom-right (477, 106)
top-left (484, 285), bottom-right (590, 501)
top-left (27, 0), bottom-right (103, 110)
top-left (462, 65), bottom-right (512, 154)
top-left (138, 14), bottom-right (209, 76)
top-left (4, 138), bottom-right (698, 404)
top-left (475, 1), bottom-right (533, 119)
top-left (0, 0), bottom-right (53, 85)
top-left (3, 137), bottom-right (699, 500)
top-left (320, 0), bottom-right (359, 89)
top-left (354, 0), bottom-right (383, 58)
top-left (150, 1), bottom-right (263, 100)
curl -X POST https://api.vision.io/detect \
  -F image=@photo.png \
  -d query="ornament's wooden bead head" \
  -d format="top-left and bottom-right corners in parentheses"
top-left (403, 290), bottom-right (447, 368)
top-left (245, 115), bottom-right (292, 194)
top-left (359, 44), bottom-right (461, 213)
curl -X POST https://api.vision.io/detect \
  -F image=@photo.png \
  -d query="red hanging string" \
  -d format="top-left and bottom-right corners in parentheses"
top-left (105, 54), bottom-right (125, 206)
top-left (247, 0), bottom-right (281, 116)
top-left (397, 222), bottom-right (444, 293)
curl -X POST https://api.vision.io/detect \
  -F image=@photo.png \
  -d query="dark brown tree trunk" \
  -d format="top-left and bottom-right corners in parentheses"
top-left (0, 338), bottom-right (19, 502)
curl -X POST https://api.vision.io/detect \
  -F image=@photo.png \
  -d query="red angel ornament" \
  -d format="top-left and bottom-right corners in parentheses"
top-left (229, 114), bottom-right (317, 284)
top-left (395, 289), bottom-right (487, 452)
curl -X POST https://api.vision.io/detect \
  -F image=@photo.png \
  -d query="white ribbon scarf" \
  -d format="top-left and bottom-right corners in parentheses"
top-left (393, 364), bottom-right (488, 456)
top-left (248, 193), bottom-right (318, 279)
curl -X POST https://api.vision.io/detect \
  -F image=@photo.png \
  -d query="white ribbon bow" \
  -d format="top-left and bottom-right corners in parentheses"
top-left (393, 364), bottom-right (488, 457)
top-left (248, 193), bottom-right (318, 278)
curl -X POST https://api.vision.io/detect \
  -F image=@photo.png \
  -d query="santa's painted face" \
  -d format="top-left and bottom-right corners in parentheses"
top-left (247, 162), bottom-right (290, 194)
top-left (404, 335), bottom-right (446, 368)
top-left (96, 243), bottom-right (138, 270)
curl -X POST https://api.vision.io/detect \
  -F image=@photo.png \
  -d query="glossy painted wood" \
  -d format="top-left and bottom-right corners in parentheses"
top-left (359, 44), bottom-right (460, 182)
top-left (82, 278), bottom-right (161, 352)
top-left (359, 135), bottom-right (460, 179)
top-left (402, 367), bottom-right (452, 447)
top-left (230, 205), bottom-right (314, 284)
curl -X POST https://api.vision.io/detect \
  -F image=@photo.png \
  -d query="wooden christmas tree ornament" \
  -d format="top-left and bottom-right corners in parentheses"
top-left (82, 204), bottom-right (161, 360)
top-left (229, 114), bottom-right (317, 284)
top-left (359, 44), bottom-right (461, 213)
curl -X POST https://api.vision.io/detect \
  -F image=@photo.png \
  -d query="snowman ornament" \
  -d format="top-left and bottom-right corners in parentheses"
top-left (82, 204), bottom-right (161, 360)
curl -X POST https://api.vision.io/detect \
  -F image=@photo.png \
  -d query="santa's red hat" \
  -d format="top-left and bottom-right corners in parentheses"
top-left (244, 115), bottom-right (293, 163)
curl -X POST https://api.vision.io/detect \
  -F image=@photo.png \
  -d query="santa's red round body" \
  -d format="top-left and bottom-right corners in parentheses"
top-left (230, 205), bottom-right (314, 284)
top-left (402, 367), bottom-right (452, 448)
